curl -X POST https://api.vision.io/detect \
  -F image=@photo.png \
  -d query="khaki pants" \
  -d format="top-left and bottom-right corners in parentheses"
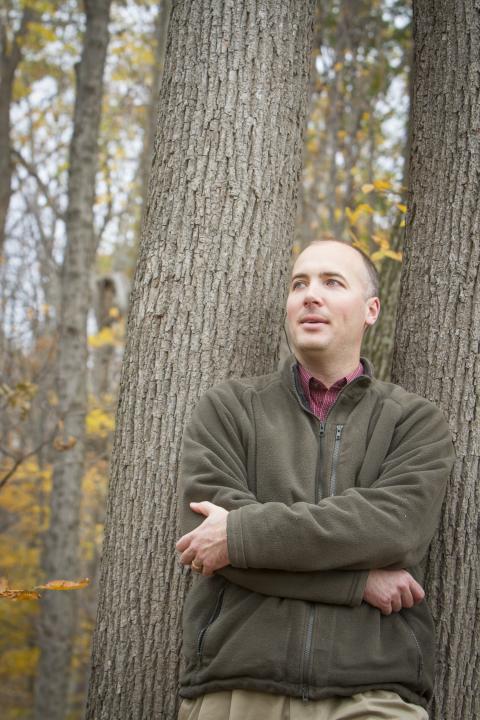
top-left (178, 689), bottom-right (429, 720)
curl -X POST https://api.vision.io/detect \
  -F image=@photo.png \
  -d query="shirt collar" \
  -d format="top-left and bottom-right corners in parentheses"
top-left (296, 359), bottom-right (364, 392)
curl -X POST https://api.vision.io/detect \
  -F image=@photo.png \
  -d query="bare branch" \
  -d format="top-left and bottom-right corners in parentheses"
top-left (0, 427), bottom-right (57, 490)
top-left (12, 148), bottom-right (65, 221)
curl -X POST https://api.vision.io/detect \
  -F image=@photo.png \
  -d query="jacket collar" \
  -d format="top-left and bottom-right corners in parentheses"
top-left (281, 353), bottom-right (374, 418)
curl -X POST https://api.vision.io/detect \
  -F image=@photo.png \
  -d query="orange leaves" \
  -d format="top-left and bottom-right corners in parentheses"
top-left (0, 577), bottom-right (40, 601)
top-left (35, 578), bottom-right (90, 591)
top-left (52, 435), bottom-right (77, 451)
top-left (0, 589), bottom-right (41, 601)
top-left (0, 576), bottom-right (90, 601)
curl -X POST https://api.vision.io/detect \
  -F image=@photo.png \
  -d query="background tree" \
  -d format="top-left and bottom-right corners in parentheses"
top-left (0, 4), bottom-right (37, 259)
top-left (33, 3), bottom-right (112, 720)
top-left (0, 2), bottom-right (171, 715)
top-left (86, 1), bottom-right (316, 718)
top-left (392, 2), bottom-right (479, 718)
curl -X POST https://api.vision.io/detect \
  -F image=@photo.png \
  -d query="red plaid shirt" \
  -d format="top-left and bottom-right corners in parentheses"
top-left (297, 360), bottom-right (364, 421)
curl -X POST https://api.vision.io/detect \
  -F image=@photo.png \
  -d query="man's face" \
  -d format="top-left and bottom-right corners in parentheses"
top-left (286, 242), bottom-right (380, 361)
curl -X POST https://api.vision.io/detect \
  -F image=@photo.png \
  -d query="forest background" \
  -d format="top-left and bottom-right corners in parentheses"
top-left (0, 1), bottom-right (474, 720)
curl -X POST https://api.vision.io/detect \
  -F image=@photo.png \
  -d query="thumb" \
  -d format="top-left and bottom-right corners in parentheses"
top-left (190, 501), bottom-right (214, 517)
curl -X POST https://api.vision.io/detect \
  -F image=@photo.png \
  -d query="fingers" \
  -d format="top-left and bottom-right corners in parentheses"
top-left (180, 547), bottom-right (196, 566)
top-left (400, 589), bottom-right (415, 609)
top-left (363, 569), bottom-right (426, 615)
top-left (394, 573), bottom-right (424, 611)
top-left (190, 501), bottom-right (215, 516)
top-left (391, 593), bottom-right (403, 613)
top-left (410, 579), bottom-right (425, 604)
top-left (380, 601), bottom-right (392, 616)
top-left (175, 532), bottom-right (192, 552)
top-left (400, 586), bottom-right (415, 609)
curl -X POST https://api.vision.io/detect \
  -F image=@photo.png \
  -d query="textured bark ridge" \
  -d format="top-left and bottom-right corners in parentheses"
top-left (34, 3), bottom-right (112, 720)
top-left (392, 3), bottom-right (479, 719)
top-left (87, 1), bottom-right (315, 718)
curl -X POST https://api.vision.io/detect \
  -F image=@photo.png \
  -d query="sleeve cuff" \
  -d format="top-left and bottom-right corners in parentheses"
top-left (227, 508), bottom-right (248, 568)
top-left (348, 569), bottom-right (369, 607)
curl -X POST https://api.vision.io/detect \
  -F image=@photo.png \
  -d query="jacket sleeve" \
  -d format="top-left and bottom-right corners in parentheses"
top-left (227, 397), bottom-right (456, 572)
top-left (178, 385), bottom-right (368, 606)
top-left (219, 566), bottom-right (368, 606)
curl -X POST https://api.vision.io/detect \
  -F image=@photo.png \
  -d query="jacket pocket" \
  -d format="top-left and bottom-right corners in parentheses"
top-left (181, 575), bottom-right (226, 673)
top-left (398, 611), bottom-right (424, 683)
top-left (197, 587), bottom-right (225, 659)
top-left (194, 584), bottom-right (295, 684)
top-left (321, 603), bottom-right (429, 692)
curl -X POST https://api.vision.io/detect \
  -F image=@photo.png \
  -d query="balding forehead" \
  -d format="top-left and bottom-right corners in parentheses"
top-left (292, 242), bottom-right (371, 290)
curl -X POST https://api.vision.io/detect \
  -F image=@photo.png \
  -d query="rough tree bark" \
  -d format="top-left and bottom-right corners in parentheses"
top-left (86, 2), bottom-right (316, 718)
top-left (391, 2), bottom-right (479, 719)
top-left (33, 2), bottom-right (112, 720)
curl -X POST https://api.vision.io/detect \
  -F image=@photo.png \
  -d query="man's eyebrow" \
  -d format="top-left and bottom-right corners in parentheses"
top-left (291, 271), bottom-right (348, 283)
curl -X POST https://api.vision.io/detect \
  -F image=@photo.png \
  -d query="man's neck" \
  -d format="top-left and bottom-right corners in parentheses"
top-left (294, 351), bottom-right (362, 389)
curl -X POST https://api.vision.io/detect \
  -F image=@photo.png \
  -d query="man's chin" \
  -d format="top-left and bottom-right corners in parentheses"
top-left (292, 342), bottom-right (330, 359)
top-left (296, 340), bottom-right (329, 352)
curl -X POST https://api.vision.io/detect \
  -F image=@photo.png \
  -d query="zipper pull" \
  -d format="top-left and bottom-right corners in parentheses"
top-left (302, 687), bottom-right (309, 703)
top-left (335, 425), bottom-right (343, 439)
top-left (319, 421), bottom-right (325, 437)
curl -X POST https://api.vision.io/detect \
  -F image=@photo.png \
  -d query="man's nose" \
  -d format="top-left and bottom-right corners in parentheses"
top-left (304, 284), bottom-right (325, 304)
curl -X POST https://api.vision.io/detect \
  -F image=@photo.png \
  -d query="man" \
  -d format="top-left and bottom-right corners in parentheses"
top-left (176, 240), bottom-right (455, 720)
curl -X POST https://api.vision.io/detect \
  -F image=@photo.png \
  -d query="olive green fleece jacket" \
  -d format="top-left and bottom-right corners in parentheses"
top-left (178, 355), bottom-right (455, 707)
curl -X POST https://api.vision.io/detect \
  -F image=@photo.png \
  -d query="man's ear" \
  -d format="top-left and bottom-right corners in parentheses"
top-left (365, 296), bottom-right (381, 327)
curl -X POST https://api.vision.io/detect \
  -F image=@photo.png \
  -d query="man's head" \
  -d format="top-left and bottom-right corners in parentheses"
top-left (286, 240), bottom-right (381, 365)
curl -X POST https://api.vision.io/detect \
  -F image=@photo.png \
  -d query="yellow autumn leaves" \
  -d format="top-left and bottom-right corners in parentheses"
top-left (343, 179), bottom-right (406, 264)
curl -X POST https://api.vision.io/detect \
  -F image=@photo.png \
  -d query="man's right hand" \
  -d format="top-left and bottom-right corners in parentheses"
top-left (363, 569), bottom-right (425, 615)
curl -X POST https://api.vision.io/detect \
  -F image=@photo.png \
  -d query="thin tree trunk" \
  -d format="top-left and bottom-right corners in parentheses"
top-left (34, 3), bottom-right (112, 720)
top-left (391, 2), bottom-right (479, 718)
top-left (138, 0), bottom-right (172, 227)
top-left (86, 2), bottom-right (316, 718)
top-left (0, 9), bottom-right (35, 258)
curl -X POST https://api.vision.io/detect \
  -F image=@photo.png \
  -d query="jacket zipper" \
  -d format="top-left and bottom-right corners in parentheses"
top-left (301, 422), bottom-right (345, 700)
top-left (197, 587), bottom-right (225, 657)
top-left (301, 604), bottom-right (315, 702)
top-left (302, 421), bottom-right (325, 701)
top-left (329, 424), bottom-right (344, 496)
top-left (292, 363), bottom-right (354, 702)
top-left (314, 422), bottom-right (326, 503)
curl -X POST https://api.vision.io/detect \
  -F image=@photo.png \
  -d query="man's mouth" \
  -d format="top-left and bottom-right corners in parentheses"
top-left (300, 316), bottom-right (329, 325)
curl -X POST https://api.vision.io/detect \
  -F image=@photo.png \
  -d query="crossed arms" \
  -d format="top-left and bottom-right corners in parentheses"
top-left (176, 386), bottom-right (454, 614)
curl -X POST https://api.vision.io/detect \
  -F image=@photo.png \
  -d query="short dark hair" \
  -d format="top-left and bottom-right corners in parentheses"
top-left (305, 239), bottom-right (380, 299)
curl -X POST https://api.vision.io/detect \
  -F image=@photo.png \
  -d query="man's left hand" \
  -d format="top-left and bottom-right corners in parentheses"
top-left (176, 501), bottom-right (229, 576)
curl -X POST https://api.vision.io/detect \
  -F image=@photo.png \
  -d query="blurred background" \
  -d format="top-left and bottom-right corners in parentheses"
top-left (0, 1), bottom-right (411, 717)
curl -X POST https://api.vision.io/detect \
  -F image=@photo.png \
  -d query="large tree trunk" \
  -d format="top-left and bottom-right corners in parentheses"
top-left (86, 2), bottom-right (316, 718)
top-left (34, 3), bottom-right (112, 720)
top-left (391, 2), bottom-right (479, 719)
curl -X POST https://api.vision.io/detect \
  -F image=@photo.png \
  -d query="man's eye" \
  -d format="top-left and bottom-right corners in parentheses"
top-left (292, 281), bottom-right (306, 289)
top-left (325, 279), bottom-right (341, 287)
